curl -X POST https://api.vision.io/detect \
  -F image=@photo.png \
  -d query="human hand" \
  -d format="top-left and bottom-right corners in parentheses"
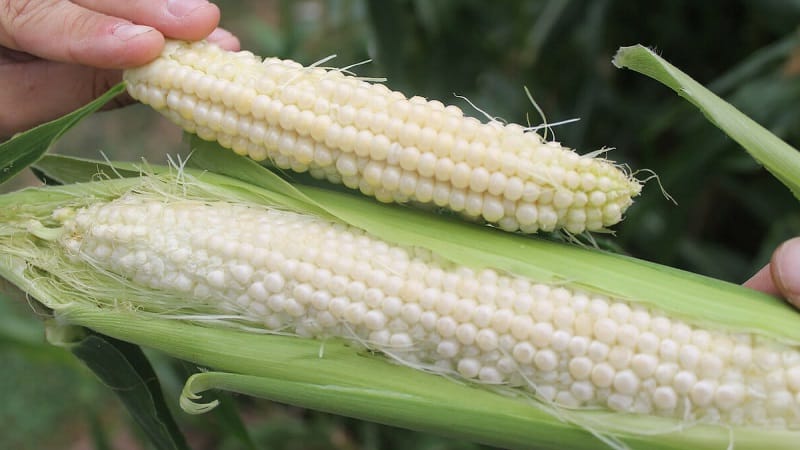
top-left (0, 0), bottom-right (240, 138)
top-left (744, 237), bottom-right (800, 309)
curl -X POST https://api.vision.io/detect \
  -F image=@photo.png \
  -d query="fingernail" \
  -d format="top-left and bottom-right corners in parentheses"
top-left (208, 28), bottom-right (233, 41)
top-left (168, 0), bottom-right (211, 18)
top-left (113, 23), bottom-right (156, 41)
top-left (775, 238), bottom-right (800, 298)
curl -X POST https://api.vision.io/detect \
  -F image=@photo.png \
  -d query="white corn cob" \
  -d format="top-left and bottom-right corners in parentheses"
top-left (59, 194), bottom-right (800, 428)
top-left (123, 40), bottom-right (642, 234)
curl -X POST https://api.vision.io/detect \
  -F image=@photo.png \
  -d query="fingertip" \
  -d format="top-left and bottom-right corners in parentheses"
top-left (771, 237), bottom-right (800, 309)
top-left (743, 263), bottom-right (780, 296)
top-left (104, 22), bottom-right (166, 68)
top-left (163, 1), bottom-right (221, 41)
top-left (207, 28), bottom-right (241, 51)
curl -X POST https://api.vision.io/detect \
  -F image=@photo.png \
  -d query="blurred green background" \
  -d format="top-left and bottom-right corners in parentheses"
top-left (2, 0), bottom-right (800, 448)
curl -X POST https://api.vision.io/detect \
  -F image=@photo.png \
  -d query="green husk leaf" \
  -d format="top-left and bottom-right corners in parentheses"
top-left (47, 322), bottom-right (189, 450)
top-left (0, 83), bottom-right (126, 185)
top-left (612, 44), bottom-right (800, 199)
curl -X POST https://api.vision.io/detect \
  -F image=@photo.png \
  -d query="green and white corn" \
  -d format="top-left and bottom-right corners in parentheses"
top-left (52, 194), bottom-right (800, 426)
top-left (19, 177), bottom-right (799, 430)
top-left (123, 40), bottom-right (642, 234)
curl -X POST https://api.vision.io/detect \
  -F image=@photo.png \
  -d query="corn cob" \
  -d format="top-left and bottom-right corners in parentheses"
top-left (46, 190), bottom-right (800, 429)
top-left (123, 40), bottom-right (642, 234)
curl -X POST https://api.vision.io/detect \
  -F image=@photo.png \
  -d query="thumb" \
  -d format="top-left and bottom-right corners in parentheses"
top-left (771, 237), bottom-right (800, 309)
top-left (0, 0), bottom-right (164, 68)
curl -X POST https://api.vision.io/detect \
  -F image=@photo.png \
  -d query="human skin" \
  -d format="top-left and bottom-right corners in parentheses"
top-left (0, 0), bottom-right (240, 138)
top-left (744, 237), bottom-right (800, 309)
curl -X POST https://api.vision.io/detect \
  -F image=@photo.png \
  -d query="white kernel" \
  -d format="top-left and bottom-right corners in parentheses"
top-left (594, 318), bottom-right (618, 344)
top-left (636, 332), bottom-right (660, 354)
top-left (613, 370), bottom-right (640, 395)
top-left (588, 341), bottom-right (609, 362)
top-left (653, 386), bottom-right (678, 410)
top-left (206, 270), bottom-right (225, 288)
top-left (571, 381), bottom-right (595, 402)
top-left (476, 329), bottom-right (499, 351)
top-left (457, 358), bottom-right (481, 378)
top-left (437, 339), bottom-right (460, 358)
top-left (534, 349), bottom-right (558, 372)
top-left (478, 366), bottom-right (503, 384)
top-left (679, 345), bottom-right (701, 369)
top-left (364, 310), bottom-right (387, 330)
top-left (673, 370), bottom-right (697, 394)
top-left (591, 363), bottom-right (615, 388)
top-left (608, 346), bottom-right (632, 370)
top-left (530, 322), bottom-right (554, 347)
top-left (389, 332), bottom-right (412, 348)
top-left (456, 323), bottom-right (478, 345)
top-left (690, 380), bottom-right (717, 407)
top-left (631, 354), bottom-right (658, 378)
top-left (715, 383), bottom-right (745, 411)
top-left (787, 366), bottom-right (800, 391)
top-left (569, 357), bottom-right (592, 380)
top-left (436, 316), bottom-right (458, 337)
top-left (512, 342), bottom-right (536, 364)
top-left (264, 272), bottom-right (285, 293)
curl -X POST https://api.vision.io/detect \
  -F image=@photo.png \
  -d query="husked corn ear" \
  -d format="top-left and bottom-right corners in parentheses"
top-left (59, 194), bottom-right (800, 428)
top-left (123, 40), bottom-right (642, 234)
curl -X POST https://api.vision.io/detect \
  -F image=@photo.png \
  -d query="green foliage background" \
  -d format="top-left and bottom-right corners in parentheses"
top-left (2, 0), bottom-right (799, 449)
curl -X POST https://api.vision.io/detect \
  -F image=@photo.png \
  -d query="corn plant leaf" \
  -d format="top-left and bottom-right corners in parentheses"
top-left (0, 83), bottom-right (126, 186)
top-left (47, 325), bottom-right (190, 450)
top-left (612, 44), bottom-right (800, 199)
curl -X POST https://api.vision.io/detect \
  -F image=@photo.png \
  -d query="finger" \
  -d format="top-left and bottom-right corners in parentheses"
top-left (0, 59), bottom-right (126, 137)
top-left (0, 0), bottom-right (164, 68)
top-left (71, 0), bottom-right (220, 41)
top-left (206, 28), bottom-right (241, 51)
top-left (743, 263), bottom-right (782, 297)
top-left (771, 237), bottom-right (800, 309)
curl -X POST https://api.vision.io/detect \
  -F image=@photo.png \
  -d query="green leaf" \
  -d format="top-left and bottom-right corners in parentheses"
top-left (612, 44), bottom-right (800, 199)
top-left (32, 154), bottom-right (143, 185)
top-left (177, 362), bottom-right (257, 450)
top-left (0, 83), bottom-right (126, 186)
top-left (48, 325), bottom-right (190, 450)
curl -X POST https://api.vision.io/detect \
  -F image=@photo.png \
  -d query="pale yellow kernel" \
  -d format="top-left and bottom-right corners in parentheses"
top-left (392, 171), bottom-right (415, 196)
top-left (469, 167), bottom-right (491, 193)
top-left (418, 127), bottom-right (437, 152)
top-left (399, 146), bottom-right (421, 171)
top-left (434, 132), bottom-right (455, 157)
top-left (690, 380), bottom-right (717, 407)
top-left (466, 142), bottom-right (485, 166)
top-left (354, 130), bottom-right (374, 157)
top-left (417, 153), bottom-right (437, 178)
top-left (481, 198), bottom-right (505, 223)
top-left (399, 122), bottom-right (421, 148)
top-left (381, 166), bottom-right (402, 190)
top-left (415, 179), bottom-right (435, 203)
top-left (451, 163), bottom-right (471, 189)
top-left (434, 158), bottom-right (454, 181)
top-left (591, 363), bottom-right (615, 388)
